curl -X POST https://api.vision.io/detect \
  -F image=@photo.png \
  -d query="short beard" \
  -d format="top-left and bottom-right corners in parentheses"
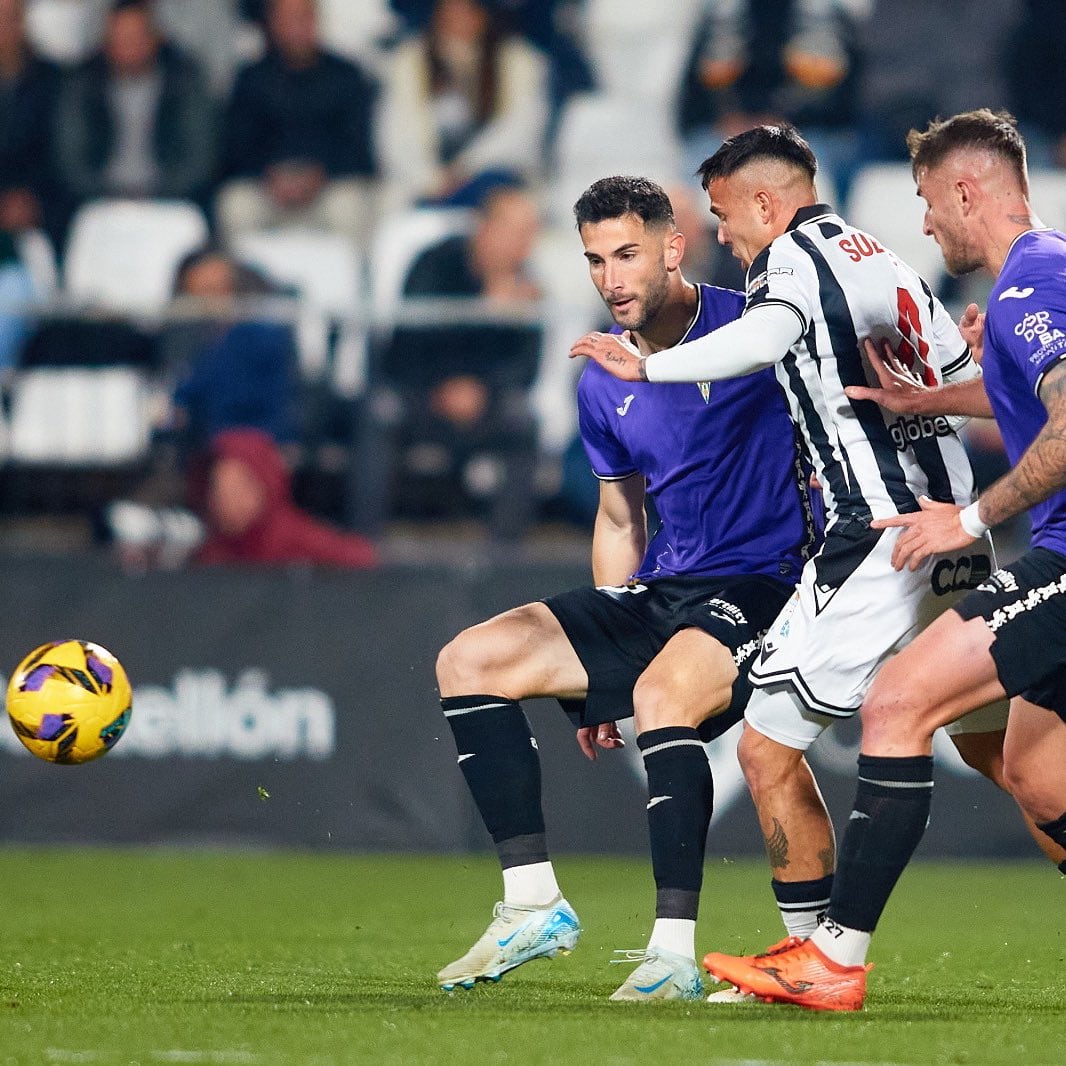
top-left (624, 274), bottom-right (671, 333)
top-left (942, 250), bottom-right (982, 278)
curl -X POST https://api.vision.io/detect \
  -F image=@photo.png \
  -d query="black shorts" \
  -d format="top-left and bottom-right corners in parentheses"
top-left (953, 546), bottom-right (1066, 720)
top-left (543, 573), bottom-right (794, 740)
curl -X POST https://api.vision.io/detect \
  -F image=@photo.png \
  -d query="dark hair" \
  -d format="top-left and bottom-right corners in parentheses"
top-left (573, 176), bottom-right (675, 230)
top-left (427, 0), bottom-right (504, 126)
top-left (696, 123), bottom-right (817, 190)
top-left (172, 245), bottom-right (278, 297)
top-left (110, 0), bottom-right (151, 14)
top-left (906, 108), bottom-right (1027, 186)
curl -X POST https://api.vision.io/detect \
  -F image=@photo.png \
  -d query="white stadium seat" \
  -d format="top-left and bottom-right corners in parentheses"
top-left (63, 199), bottom-right (210, 316)
top-left (368, 207), bottom-right (475, 340)
top-left (847, 163), bottom-right (945, 290)
top-left (25, 0), bottom-right (106, 64)
top-left (7, 366), bottom-right (152, 466)
top-left (1027, 169), bottom-right (1066, 232)
top-left (548, 93), bottom-right (683, 229)
top-left (231, 228), bottom-right (367, 391)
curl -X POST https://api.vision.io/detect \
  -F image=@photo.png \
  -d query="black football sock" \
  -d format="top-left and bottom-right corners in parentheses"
top-left (441, 695), bottom-right (548, 868)
top-left (638, 726), bottom-right (713, 921)
top-left (826, 754), bottom-right (934, 933)
top-left (771, 874), bottom-right (834, 938)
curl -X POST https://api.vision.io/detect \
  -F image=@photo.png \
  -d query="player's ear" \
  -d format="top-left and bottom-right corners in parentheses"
top-left (665, 230), bottom-right (685, 270)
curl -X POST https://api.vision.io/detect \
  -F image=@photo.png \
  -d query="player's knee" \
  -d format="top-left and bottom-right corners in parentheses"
top-left (1001, 752), bottom-right (1055, 820)
top-left (435, 628), bottom-right (488, 693)
top-left (632, 671), bottom-right (729, 732)
top-left (858, 676), bottom-right (936, 750)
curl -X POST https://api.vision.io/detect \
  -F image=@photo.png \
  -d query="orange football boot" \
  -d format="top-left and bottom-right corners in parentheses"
top-left (703, 937), bottom-right (871, 1012)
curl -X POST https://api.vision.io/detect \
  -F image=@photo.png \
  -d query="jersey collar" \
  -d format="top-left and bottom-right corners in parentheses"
top-left (786, 203), bottom-right (835, 231)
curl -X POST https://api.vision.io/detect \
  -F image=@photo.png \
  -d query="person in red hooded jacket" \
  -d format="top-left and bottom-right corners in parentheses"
top-left (195, 427), bottom-right (377, 568)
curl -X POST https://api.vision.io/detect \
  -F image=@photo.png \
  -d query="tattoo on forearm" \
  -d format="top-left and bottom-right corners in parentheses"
top-left (985, 366), bottom-right (1066, 526)
top-left (765, 818), bottom-right (789, 869)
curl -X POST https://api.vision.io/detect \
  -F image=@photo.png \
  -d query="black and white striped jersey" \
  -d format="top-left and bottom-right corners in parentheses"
top-left (745, 203), bottom-right (978, 521)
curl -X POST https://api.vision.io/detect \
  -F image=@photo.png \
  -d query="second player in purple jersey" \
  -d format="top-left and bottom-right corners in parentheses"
top-left (983, 228), bottom-right (1066, 556)
top-left (579, 283), bottom-right (817, 584)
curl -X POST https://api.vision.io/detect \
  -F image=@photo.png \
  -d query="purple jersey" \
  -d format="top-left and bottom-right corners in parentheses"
top-left (578, 283), bottom-right (818, 583)
top-left (984, 228), bottom-right (1066, 556)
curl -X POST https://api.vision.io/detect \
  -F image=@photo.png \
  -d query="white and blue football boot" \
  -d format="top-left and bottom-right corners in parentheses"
top-left (608, 946), bottom-right (704, 1002)
top-left (437, 897), bottom-right (581, 991)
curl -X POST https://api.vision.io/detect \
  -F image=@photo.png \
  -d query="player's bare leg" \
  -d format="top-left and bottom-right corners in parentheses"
top-left (1003, 698), bottom-right (1066, 857)
top-left (435, 603), bottom-right (587, 990)
top-left (950, 727), bottom-right (1066, 868)
top-left (738, 724), bottom-right (835, 885)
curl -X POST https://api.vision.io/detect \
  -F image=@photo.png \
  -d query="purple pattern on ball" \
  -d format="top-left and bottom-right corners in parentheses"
top-left (87, 655), bottom-right (113, 686)
top-left (22, 665), bottom-right (56, 692)
top-left (37, 714), bottom-right (67, 740)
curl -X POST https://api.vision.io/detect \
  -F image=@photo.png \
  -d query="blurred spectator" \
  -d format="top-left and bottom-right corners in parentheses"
top-left (167, 245), bottom-right (300, 453)
top-left (0, 0), bottom-right (62, 241)
top-left (52, 0), bottom-right (216, 236)
top-left (216, 0), bottom-right (379, 246)
top-left (858, 0), bottom-right (1019, 165)
top-left (390, 0), bottom-right (593, 139)
top-left (353, 184), bottom-right (542, 542)
top-left (677, 0), bottom-right (862, 203)
top-left (194, 427), bottom-right (377, 567)
top-left (0, 227), bottom-right (38, 371)
top-left (375, 0), bottom-right (549, 209)
top-left (1004, 0), bottom-right (1066, 170)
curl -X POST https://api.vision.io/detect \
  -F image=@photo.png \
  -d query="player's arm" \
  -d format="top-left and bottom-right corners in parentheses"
top-left (876, 361), bottom-right (1066, 570)
top-left (970, 360), bottom-right (1066, 532)
top-left (574, 475), bottom-right (646, 762)
top-left (591, 474), bottom-right (647, 586)
top-left (569, 304), bottom-right (802, 383)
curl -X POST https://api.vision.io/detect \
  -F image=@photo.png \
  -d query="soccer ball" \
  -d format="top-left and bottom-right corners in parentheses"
top-left (6, 640), bottom-right (133, 764)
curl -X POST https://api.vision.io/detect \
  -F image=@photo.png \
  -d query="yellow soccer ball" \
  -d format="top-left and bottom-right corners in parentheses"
top-left (6, 640), bottom-right (133, 764)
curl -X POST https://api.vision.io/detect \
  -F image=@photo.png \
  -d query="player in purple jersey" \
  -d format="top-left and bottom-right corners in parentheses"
top-left (434, 176), bottom-right (819, 1001)
top-left (705, 109), bottom-right (1066, 1011)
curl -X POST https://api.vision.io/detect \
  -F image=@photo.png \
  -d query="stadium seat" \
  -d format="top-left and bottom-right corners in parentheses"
top-left (63, 199), bottom-right (210, 316)
top-left (25, 0), bottom-right (106, 65)
top-left (547, 93), bottom-right (683, 229)
top-left (231, 227), bottom-right (367, 392)
top-left (6, 366), bottom-right (152, 465)
top-left (367, 207), bottom-right (475, 346)
top-left (1027, 169), bottom-right (1066, 232)
top-left (315, 0), bottom-right (397, 75)
top-left (847, 163), bottom-right (944, 290)
top-left (583, 0), bottom-right (702, 108)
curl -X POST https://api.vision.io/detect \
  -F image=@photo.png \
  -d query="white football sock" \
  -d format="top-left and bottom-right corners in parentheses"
top-left (811, 921), bottom-right (871, 967)
top-left (780, 906), bottom-right (823, 939)
top-left (502, 861), bottom-right (561, 907)
top-left (647, 918), bottom-right (696, 960)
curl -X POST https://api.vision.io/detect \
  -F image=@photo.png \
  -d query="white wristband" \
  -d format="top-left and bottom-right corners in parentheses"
top-left (959, 501), bottom-right (990, 538)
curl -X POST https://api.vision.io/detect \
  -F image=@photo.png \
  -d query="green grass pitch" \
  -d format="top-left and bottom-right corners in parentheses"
top-left (0, 850), bottom-right (1062, 1065)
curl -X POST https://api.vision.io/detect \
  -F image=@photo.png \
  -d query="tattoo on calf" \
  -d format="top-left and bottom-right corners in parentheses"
top-left (765, 818), bottom-right (789, 869)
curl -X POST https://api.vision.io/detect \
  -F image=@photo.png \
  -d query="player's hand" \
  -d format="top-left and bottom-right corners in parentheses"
top-left (872, 495), bottom-right (977, 570)
top-left (570, 331), bottom-right (646, 381)
top-left (959, 302), bottom-right (985, 363)
top-left (845, 338), bottom-right (929, 412)
top-left (576, 721), bottom-right (625, 762)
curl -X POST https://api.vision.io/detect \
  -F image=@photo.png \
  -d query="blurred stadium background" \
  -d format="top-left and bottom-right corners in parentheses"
top-left (0, 0), bottom-right (1055, 860)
